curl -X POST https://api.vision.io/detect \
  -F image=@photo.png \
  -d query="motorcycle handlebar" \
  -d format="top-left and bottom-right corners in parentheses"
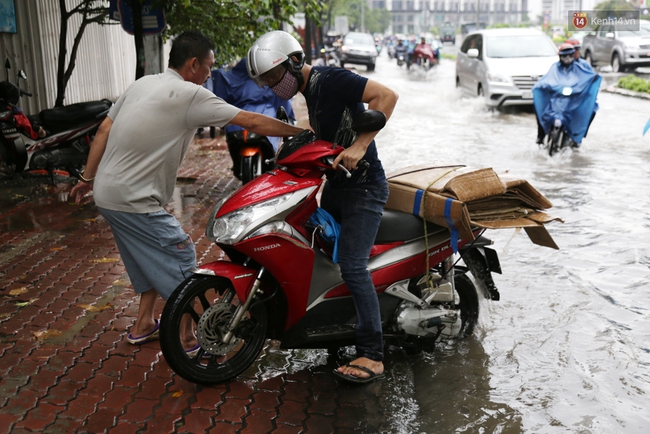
top-left (324, 156), bottom-right (369, 178)
top-left (19, 88), bottom-right (32, 97)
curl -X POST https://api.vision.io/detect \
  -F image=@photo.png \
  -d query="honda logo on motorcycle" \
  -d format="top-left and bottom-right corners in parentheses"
top-left (253, 243), bottom-right (281, 252)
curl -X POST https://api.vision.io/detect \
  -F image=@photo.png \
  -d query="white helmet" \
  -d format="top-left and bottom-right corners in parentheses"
top-left (247, 31), bottom-right (305, 88)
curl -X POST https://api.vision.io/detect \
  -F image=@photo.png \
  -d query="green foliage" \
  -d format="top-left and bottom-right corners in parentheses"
top-left (155, 0), bottom-right (322, 65)
top-left (617, 75), bottom-right (650, 93)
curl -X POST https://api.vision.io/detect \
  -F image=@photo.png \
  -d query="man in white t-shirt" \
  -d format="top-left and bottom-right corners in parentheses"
top-left (70, 31), bottom-right (304, 354)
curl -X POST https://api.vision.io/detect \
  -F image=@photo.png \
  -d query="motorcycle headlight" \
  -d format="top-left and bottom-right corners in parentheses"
top-left (206, 192), bottom-right (294, 244)
top-left (486, 71), bottom-right (512, 84)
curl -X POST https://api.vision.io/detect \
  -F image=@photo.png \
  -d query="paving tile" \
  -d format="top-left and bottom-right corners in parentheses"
top-left (272, 423), bottom-right (305, 434)
top-left (25, 365), bottom-right (60, 391)
top-left (81, 407), bottom-right (121, 433)
top-left (214, 397), bottom-right (249, 422)
top-left (57, 394), bottom-right (98, 422)
top-left (177, 408), bottom-right (215, 434)
top-left (134, 376), bottom-right (168, 401)
top-left (240, 408), bottom-right (276, 434)
top-left (4, 388), bottom-right (41, 416)
top-left (250, 389), bottom-right (281, 411)
top-left (307, 391), bottom-right (338, 416)
top-left (61, 360), bottom-right (96, 385)
top-left (142, 413), bottom-right (177, 434)
top-left (118, 364), bottom-right (149, 387)
top-left (281, 381), bottom-right (311, 403)
top-left (98, 385), bottom-right (136, 411)
top-left (12, 402), bottom-right (61, 432)
top-left (40, 379), bottom-right (81, 406)
top-left (274, 400), bottom-right (309, 427)
top-left (77, 373), bottom-right (114, 398)
top-left (96, 354), bottom-right (130, 378)
top-left (207, 421), bottom-right (242, 434)
top-left (193, 386), bottom-right (225, 410)
top-left (120, 397), bottom-right (156, 423)
top-left (225, 380), bottom-right (255, 400)
top-left (303, 413), bottom-right (337, 434)
top-left (130, 346), bottom-right (160, 368)
top-left (106, 420), bottom-right (142, 434)
top-left (258, 375), bottom-right (285, 391)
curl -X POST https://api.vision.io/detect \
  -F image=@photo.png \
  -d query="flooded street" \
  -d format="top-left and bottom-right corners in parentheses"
top-left (367, 53), bottom-right (650, 432)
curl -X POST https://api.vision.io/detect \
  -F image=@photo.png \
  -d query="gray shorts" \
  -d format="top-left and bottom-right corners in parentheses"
top-left (98, 207), bottom-right (196, 300)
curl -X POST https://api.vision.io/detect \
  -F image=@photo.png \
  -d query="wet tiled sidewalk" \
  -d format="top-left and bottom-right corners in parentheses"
top-left (0, 132), bottom-right (416, 434)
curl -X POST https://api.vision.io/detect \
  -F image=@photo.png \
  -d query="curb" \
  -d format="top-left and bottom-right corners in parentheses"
top-left (602, 85), bottom-right (650, 100)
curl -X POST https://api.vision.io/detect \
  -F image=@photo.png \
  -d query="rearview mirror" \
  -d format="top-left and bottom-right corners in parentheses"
top-left (351, 110), bottom-right (386, 133)
top-left (605, 32), bottom-right (614, 38)
top-left (467, 48), bottom-right (479, 58)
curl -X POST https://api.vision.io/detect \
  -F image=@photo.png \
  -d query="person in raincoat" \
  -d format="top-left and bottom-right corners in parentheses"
top-left (533, 43), bottom-right (601, 148)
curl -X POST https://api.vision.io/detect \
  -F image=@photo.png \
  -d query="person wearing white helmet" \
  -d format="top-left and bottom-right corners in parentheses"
top-left (248, 30), bottom-right (399, 384)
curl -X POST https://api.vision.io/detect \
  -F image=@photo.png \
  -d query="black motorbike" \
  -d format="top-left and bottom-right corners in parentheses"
top-left (0, 59), bottom-right (112, 182)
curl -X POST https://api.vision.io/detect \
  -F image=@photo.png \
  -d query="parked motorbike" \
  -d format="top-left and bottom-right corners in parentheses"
top-left (532, 60), bottom-right (601, 156)
top-left (209, 59), bottom-right (295, 184)
top-left (159, 110), bottom-right (502, 385)
top-left (0, 59), bottom-right (112, 181)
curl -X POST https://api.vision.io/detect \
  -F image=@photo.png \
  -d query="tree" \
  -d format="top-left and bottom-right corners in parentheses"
top-left (156, 0), bottom-right (322, 68)
top-left (55, 0), bottom-right (109, 107)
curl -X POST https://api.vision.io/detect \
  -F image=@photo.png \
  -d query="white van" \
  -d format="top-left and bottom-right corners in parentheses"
top-left (455, 28), bottom-right (558, 107)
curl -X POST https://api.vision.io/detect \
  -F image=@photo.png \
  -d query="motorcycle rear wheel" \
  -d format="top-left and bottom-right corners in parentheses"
top-left (160, 275), bottom-right (268, 385)
top-left (453, 273), bottom-right (480, 336)
top-left (241, 154), bottom-right (261, 184)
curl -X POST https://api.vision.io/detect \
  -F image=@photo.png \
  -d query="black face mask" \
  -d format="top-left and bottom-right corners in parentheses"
top-left (560, 54), bottom-right (574, 66)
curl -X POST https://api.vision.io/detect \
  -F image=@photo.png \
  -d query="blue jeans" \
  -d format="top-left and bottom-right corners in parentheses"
top-left (321, 180), bottom-right (389, 362)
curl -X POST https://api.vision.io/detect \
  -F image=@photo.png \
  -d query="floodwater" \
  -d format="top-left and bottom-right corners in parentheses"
top-left (363, 52), bottom-right (650, 432)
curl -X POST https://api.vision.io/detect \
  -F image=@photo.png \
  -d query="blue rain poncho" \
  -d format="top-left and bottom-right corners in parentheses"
top-left (533, 60), bottom-right (601, 144)
top-left (206, 58), bottom-right (295, 151)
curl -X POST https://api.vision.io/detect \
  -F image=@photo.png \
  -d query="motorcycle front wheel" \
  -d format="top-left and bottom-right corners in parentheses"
top-left (160, 275), bottom-right (268, 385)
top-left (547, 126), bottom-right (563, 156)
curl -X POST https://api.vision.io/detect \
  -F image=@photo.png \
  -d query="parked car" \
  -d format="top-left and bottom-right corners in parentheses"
top-left (337, 32), bottom-right (378, 71)
top-left (455, 28), bottom-right (558, 108)
top-left (582, 21), bottom-right (650, 72)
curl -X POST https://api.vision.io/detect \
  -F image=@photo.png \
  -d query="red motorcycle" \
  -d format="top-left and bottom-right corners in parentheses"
top-left (160, 111), bottom-right (502, 384)
top-left (0, 59), bottom-right (112, 181)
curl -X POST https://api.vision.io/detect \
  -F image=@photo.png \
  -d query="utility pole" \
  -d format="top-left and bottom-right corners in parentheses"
top-left (476, 0), bottom-right (480, 27)
top-left (361, 0), bottom-right (365, 33)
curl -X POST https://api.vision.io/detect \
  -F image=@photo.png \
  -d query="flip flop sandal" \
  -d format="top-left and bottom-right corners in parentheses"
top-left (126, 319), bottom-right (160, 344)
top-left (333, 363), bottom-right (385, 384)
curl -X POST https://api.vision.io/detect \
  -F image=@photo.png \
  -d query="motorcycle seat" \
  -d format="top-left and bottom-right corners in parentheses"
top-left (376, 209), bottom-right (446, 243)
top-left (39, 99), bottom-right (113, 134)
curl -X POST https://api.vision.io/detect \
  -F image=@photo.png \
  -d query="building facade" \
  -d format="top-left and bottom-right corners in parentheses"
top-left (370, 0), bottom-right (530, 35)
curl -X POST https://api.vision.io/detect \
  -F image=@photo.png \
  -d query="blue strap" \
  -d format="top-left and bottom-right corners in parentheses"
top-left (644, 117), bottom-right (650, 136)
top-left (413, 189), bottom-right (424, 215)
top-left (444, 198), bottom-right (459, 253)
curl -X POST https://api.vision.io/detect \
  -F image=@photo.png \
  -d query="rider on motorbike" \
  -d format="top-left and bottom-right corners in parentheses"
top-left (533, 43), bottom-right (601, 149)
top-left (411, 36), bottom-right (437, 68)
top-left (248, 30), bottom-right (399, 383)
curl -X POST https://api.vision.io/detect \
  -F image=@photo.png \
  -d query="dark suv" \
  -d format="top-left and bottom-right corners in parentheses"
top-left (337, 32), bottom-right (377, 71)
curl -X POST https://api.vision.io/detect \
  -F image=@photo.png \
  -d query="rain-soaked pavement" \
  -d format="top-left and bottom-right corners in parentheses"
top-left (3, 50), bottom-right (650, 433)
top-left (0, 97), bottom-right (422, 433)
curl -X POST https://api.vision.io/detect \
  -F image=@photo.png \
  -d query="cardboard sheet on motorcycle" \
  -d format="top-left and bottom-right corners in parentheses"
top-left (384, 165), bottom-right (559, 249)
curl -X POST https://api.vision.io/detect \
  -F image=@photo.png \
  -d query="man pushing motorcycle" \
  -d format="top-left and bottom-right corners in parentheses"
top-left (247, 31), bottom-right (399, 383)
